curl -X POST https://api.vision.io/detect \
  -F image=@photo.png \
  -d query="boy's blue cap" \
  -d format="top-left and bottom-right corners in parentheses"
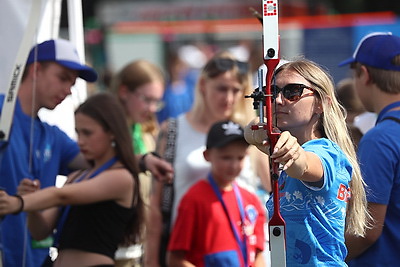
top-left (206, 120), bottom-right (247, 149)
top-left (339, 32), bottom-right (400, 71)
top-left (26, 39), bottom-right (98, 82)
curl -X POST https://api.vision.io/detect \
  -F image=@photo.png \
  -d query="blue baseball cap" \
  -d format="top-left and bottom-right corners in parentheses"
top-left (26, 39), bottom-right (98, 82)
top-left (338, 32), bottom-right (400, 71)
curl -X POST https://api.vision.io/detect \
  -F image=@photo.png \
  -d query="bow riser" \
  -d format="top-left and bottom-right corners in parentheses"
top-left (262, 0), bottom-right (287, 266)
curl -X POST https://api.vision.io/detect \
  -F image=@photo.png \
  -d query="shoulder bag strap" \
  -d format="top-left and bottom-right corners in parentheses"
top-left (381, 116), bottom-right (400, 124)
top-left (160, 118), bottom-right (177, 218)
top-left (158, 118), bottom-right (178, 266)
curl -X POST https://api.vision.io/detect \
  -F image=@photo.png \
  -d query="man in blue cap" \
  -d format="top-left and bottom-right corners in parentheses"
top-left (339, 32), bottom-right (400, 266)
top-left (0, 39), bottom-right (98, 267)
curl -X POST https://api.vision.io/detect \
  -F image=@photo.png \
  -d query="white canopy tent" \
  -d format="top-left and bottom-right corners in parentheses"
top-left (0, 0), bottom-right (89, 140)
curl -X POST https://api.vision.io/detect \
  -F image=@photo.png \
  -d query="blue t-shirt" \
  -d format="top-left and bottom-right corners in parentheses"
top-left (347, 111), bottom-right (400, 267)
top-left (0, 95), bottom-right (80, 267)
top-left (267, 138), bottom-right (352, 266)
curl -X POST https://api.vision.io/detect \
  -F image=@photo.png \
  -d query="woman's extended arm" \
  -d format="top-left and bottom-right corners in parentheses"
top-left (244, 120), bottom-right (323, 183)
top-left (0, 168), bottom-right (134, 215)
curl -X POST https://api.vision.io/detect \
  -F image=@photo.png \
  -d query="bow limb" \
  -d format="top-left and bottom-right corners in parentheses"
top-left (262, 0), bottom-right (287, 266)
top-left (0, 1), bottom-right (42, 267)
top-left (0, 0), bottom-right (43, 143)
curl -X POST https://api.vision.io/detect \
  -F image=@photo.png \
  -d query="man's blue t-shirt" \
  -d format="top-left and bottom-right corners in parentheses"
top-left (267, 138), bottom-right (352, 266)
top-left (0, 95), bottom-right (80, 267)
top-left (348, 111), bottom-right (400, 267)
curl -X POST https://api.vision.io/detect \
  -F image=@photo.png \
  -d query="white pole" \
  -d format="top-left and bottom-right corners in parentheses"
top-left (38, 0), bottom-right (89, 139)
top-left (67, 0), bottom-right (87, 102)
top-left (37, 0), bottom-right (62, 41)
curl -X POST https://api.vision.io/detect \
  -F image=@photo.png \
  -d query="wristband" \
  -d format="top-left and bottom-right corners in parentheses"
top-left (139, 152), bottom-right (162, 173)
top-left (12, 194), bottom-right (24, 215)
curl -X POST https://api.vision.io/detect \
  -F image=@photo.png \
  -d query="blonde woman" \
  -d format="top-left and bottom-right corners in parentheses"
top-left (145, 51), bottom-right (271, 267)
top-left (245, 59), bottom-right (369, 266)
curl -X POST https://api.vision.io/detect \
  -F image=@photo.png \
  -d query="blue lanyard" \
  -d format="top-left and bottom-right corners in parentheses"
top-left (376, 101), bottom-right (400, 124)
top-left (54, 157), bottom-right (118, 246)
top-left (76, 157), bottom-right (118, 182)
top-left (207, 174), bottom-right (248, 266)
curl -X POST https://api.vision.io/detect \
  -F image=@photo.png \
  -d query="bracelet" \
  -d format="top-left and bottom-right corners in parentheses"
top-left (12, 194), bottom-right (24, 215)
top-left (139, 152), bottom-right (162, 173)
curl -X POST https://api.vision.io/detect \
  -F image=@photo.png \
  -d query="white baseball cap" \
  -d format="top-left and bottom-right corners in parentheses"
top-left (26, 39), bottom-right (97, 82)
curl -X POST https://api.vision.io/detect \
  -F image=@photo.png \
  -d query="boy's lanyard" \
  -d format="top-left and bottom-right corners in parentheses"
top-left (53, 157), bottom-right (118, 246)
top-left (207, 174), bottom-right (248, 266)
top-left (376, 101), bottom-right (400, 124)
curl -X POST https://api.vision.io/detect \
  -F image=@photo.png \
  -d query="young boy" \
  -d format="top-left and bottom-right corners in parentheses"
top-left (167, 120), bottom-right (266, 267)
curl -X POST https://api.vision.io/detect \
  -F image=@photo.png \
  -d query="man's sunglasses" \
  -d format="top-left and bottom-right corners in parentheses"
top-left (204, 58), bottom-right (249, 77)
top-left (271, 83), bottom-right (315, 103)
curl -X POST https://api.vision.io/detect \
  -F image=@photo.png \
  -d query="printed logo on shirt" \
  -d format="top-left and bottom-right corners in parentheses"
top-left (294, 239), bottom-right (312, 264)
top-left (44, 144), bottom-right (52, 162)
top-left (246, 204), bottom-right (258, 223)
top-left (36, 143), bottom-right (52, 163)
top-left (337, 183), bottom-right (351, 202)
top-left (244, 204), bottom-right (258, 237)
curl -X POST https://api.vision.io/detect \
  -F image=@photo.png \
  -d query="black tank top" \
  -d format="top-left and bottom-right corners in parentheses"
top-left (58, 200), bottom-right (134, 259)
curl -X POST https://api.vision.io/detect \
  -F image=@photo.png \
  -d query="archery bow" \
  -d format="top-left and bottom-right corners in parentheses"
top-left (247, 1), bottom-right (287, 266)
top-left (0, 2), bottom-right (43, 267)
top-left (0, 1), bottom-right (42, 144)
top-left (0, 1), bottom-right (48, 267)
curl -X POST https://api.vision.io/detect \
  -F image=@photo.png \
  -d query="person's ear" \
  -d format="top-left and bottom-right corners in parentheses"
top-left (118, 85), bottom-right (129, 101)
top-left (315, 99), bottom-right (324, 114)
top-left (359, 65), bottom-right (373, 85)
top-left (108, 133), bottom-right (115, 142)
top-left (203, 149), bottom-right (211, 162)
top-left (28, 62), bottom-right (43, 78)
top-left (198, 77), bottom-right (207, 95)
top-left (314, 93), bottom-right (330, 115)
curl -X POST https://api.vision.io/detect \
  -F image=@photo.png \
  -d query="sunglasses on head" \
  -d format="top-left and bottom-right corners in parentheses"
top-left (271, 83), bottom-right (315, 102)
top-left (204, 58), bottom-right (249, 77)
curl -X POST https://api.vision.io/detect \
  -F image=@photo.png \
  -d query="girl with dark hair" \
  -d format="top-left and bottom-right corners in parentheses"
top-left (0, 93), bottom-right (145, 267)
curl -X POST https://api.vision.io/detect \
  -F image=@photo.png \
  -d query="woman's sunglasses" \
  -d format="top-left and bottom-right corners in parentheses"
top-left (271, 83), bottom-right (315, 103)
top-left (204, 58), bottom-right (249, 77)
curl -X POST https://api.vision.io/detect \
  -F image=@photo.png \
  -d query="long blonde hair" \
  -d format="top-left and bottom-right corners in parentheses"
top-left (276, 59), bottom-right (370, 237)
top-left (190, 51), bottom-right (255, 126)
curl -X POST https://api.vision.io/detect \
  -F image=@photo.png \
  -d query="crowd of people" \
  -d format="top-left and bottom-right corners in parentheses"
top-left (0, 31), bottom-right (399, 267)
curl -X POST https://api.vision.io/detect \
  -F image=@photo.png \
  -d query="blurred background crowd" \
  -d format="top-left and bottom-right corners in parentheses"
top-left (55, 0), bottom-right (400, 93)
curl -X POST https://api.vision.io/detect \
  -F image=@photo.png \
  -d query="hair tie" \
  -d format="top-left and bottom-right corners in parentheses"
top-left (12, 195), bottom-right (24, 215)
